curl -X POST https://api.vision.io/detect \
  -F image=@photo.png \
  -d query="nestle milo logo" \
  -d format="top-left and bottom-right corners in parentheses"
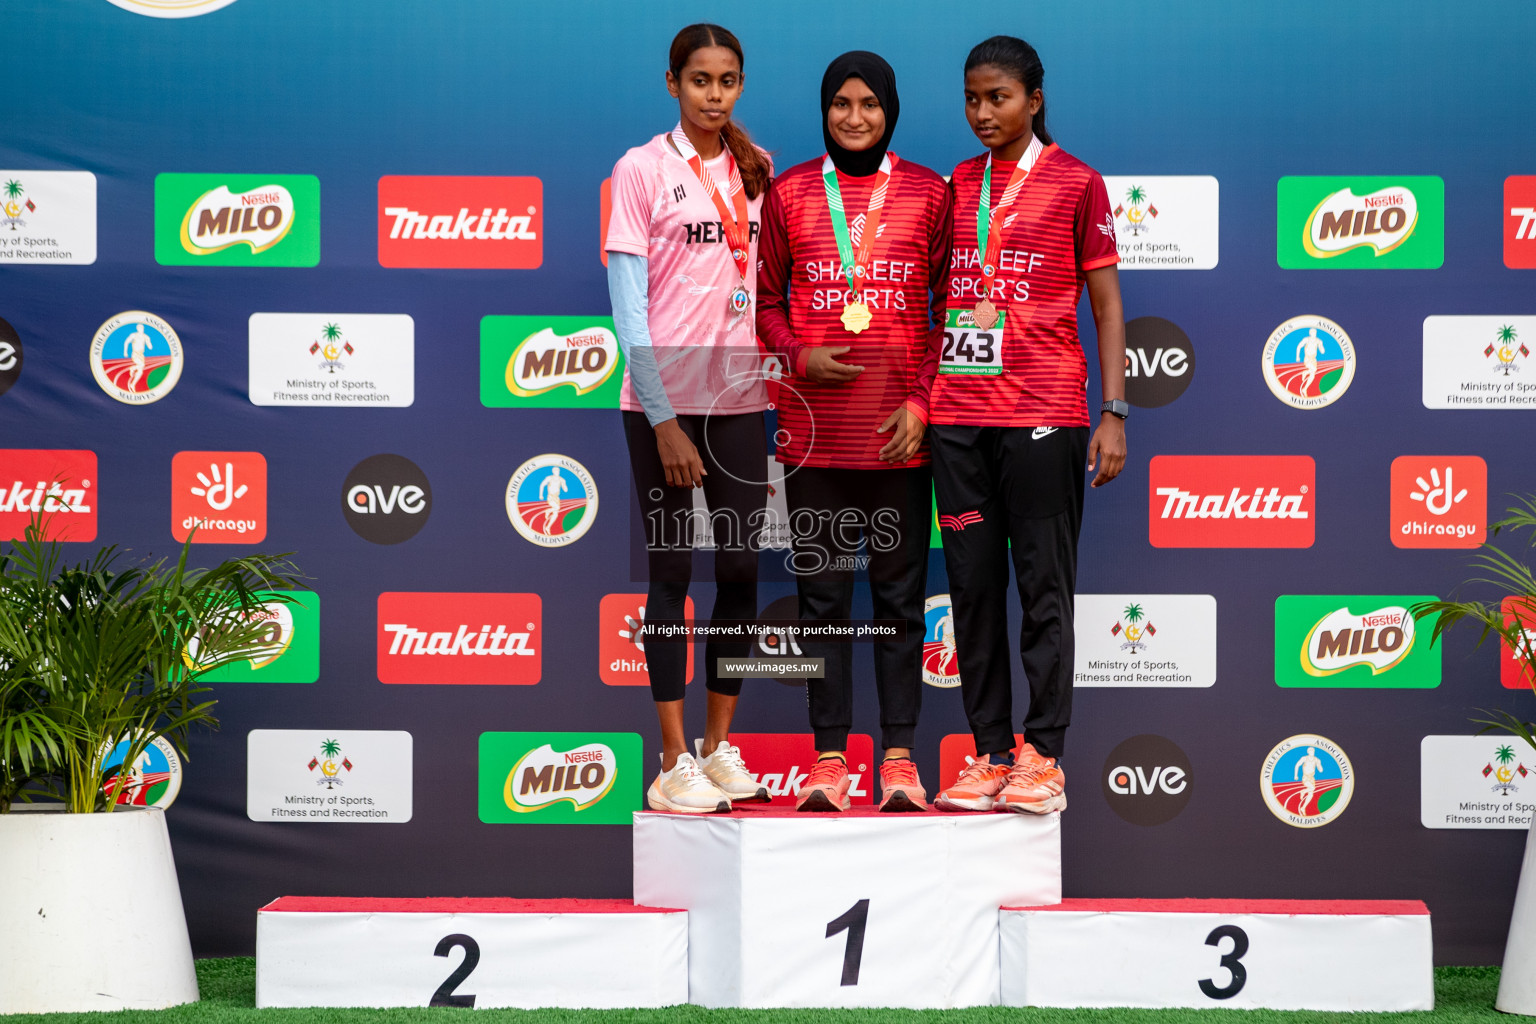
top-left (480, 316), bottom-right (624, 409)
top-left (155, 173), bottom-right (320, 267)
top-left (507, 327), bottom-right (618, 397)
top-left (1275, 595), bottom-right (1441, 689)
top-left (478, 731), bottom-right (640, 823)
top-left (1277, 176), bottom-right (1443, 269)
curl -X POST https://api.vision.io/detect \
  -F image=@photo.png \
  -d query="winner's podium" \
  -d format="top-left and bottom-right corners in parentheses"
top-left (633, 806), bottom-right (1061, 1008)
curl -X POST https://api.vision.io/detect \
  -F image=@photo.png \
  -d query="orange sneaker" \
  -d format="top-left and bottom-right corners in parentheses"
top-left (934, 756), bottom-right (1011, 811)
top-left (877, 758), bottom-right (927, 812)
top-left (795, 757), bottom-right (851, 812)
top-left (995, 744), bottom-right (1067, 814)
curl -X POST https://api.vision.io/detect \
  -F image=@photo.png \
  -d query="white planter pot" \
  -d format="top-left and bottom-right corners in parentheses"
top-left (1500, 810), bottom-right (1536, 1015)
top-left (0, 805), bottom-right (199, 1015)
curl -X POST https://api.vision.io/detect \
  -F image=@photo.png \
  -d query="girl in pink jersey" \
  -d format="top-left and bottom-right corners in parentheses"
top-left (605, 24), bottom-right (775, 813)
top-left (931, 36), bottom-right (1128, 816)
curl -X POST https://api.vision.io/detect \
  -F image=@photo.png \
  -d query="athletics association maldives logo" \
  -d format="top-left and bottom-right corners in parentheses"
top-left (1262, 315), bottom-right (1355, 409)
top-left (506, 454), bottom-right (598, 547)
top-left (1149, 455), bottom-right (1315, 548)
top-left (90, 311), bottom-right (183, 404)
top-left (105, 0), bottom-right (239, 16)
top-left (922, 594), bottom-right (961, 688)
top-left (1260, 733), bottom-right (1354, 828)
top-left (100, 735), bottom-right (183, 808)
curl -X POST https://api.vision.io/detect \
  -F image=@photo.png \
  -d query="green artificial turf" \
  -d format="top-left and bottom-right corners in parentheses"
top-left (11, 960), bottom-right (1509, 1023)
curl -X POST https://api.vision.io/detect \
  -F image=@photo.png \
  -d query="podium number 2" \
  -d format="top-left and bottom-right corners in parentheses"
top-left (1198, 924), bottom-right (1249, 1000)
top-left (431, 934), bottom-right (480, 1008)
top-left (826, 899), bottom-right (869, 986)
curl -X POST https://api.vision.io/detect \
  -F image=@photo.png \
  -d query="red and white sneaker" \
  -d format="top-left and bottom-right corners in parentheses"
top-left (795, 757), bottom-right (851, 812)
top-left (995, 744), bottom-right (1067, 814)
top-left (877, 758), bottom-right (927, 812)
top-left (934, 756), bottom-right (1011, 812)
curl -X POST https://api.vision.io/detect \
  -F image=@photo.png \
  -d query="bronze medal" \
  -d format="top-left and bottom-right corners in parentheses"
top-left (972, 299), bottom-right (999, 331)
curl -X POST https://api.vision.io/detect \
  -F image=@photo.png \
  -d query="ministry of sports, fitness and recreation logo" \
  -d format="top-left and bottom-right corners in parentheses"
top-left (922, 594), bottom-right (961, 688)
top-left (0, 316), bottom-right (21, 397)
top-left (90, 311), bottom-right (183, 405)
top-left (1483, 742), bottom-right (1530, 798)
top-left (1274, 594), bottom-right (1440, 689)
top-left (342, 454), bottom-right (431, 544)
top-left (1422, 316), bottom-right (1536, 410)
top-left (307, 737), bottom-right (353, 790)
top-left (1277, 175), bottom-right (1444, 269)
top-left (1108, 603), bottom-right (1156, 654)
top-left (1102, 734), bottom-right (1192, 826)
top-left (0, 171), bottom-right (97, 264)
top-left (1260, 733), bottom-right (1353, 828)
top-left (1123, 317), bottom-right (1195, 408)
top-left (506, 454), bottom-right (598, 547)
top-left (154, 173), bottom-right (320, 267)
top-left (480, 316), bottom-right (624, 408)
top-left (478, 732), bottom-right (641, 824)
top-left (105, 0), bottom-right (239, 15)
top-left (1114, 183), bottom-right (1158, 236)
top-left (248, 312), bottom-right (415, 408)
top-left (185, 591), bottom-right (320, 684)
top-left (1262, 315), bottom-right (1355, 410)
top-left (1485, 323), bottom-right (1530, 376)
top-left (100, 735), bottom-right (183, 808)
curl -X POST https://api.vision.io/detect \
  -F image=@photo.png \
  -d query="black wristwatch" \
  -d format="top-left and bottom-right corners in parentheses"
top-left (1101, 399), bottom-right (1129, 420)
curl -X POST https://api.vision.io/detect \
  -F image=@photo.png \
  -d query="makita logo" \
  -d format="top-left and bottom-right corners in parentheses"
top-left (377, 176), bottom-right (543, 269)
top-left (1154, 486), bottom-right (1308, 520)
top-left (0, 450), bottom-right (98, 542)
top-left (728, 733), bottom-right (875, 807)
top-left (1148, 455), bottom-right (1314, 548)
top-left (383, 623), bottom-right (535, 657)
top-left (749, 765), bottom-right (869, 799)
top-left (377, 592), bottom-right (541, 685)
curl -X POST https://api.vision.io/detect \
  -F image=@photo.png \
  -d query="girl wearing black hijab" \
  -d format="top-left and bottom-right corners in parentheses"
top-left (757, 51), bottom-right (954, 813)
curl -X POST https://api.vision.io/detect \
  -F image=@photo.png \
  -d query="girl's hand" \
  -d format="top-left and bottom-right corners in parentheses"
top-left (876, 405), bottom-right (926, 463)
top-left (804, 346), bottom-right (864, 384)
top-left (655, 419), bottom-right (706, 488)
top-left (1088, 415), bottom-right (1126, 488)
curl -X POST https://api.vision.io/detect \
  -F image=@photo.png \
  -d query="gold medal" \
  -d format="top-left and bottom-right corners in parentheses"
top-left (840, 301), bottom-right (873, 334)
top-left (973, 299), bottom-right (999, 331)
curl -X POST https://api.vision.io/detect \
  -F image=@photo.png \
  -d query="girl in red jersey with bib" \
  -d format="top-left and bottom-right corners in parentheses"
top-left (757, 51), bottom-right (953, 813)
top-left (930, 36), bottom-right (1128, 815)
top-left (605, 24), bottom-right (775, 813)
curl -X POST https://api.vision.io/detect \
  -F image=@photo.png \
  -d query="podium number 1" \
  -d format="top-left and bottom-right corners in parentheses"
top-left (1198, 924), bottom-right (1249, 1000)
top-left (826, 899), bottom-right (870, 986)
top-left (431, 934), bottom-right (480, 1007)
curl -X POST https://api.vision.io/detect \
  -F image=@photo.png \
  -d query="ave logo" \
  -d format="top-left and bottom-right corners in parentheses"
top-left (378, 176), bottom-right (542, 269)
top-left (1149, 455), bottom-right (1314, 548)
top-left (1101, 734), bottom-right (1193, 825)
top-left (478, 731), bottom-right (641, 824)
top-left (0, 316), bottom-right (22, 397)
top-left (598, 593), bottom-right (694, 687)
top-left (0, 449), bottom-right (97, 542)
top-left (341, 454), bottom-right (431, 544)
top-left (377, 592), bottom-right (541, 685)
top-left (1123, 316), bottom-right (1195, 408)
top-left (1390, 456), bottom-right (1486, 548)
top-left (172, 451), bottom-right (267, 543)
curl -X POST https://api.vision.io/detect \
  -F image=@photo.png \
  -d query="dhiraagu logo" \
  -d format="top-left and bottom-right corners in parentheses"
top-left (185, 592), bottom-right (320, 683)
top-left (1275, 595), bottom-right (1440, 688)
top-left (478, 731), bottom-right (641, 824)
top-left (1277, 176), bottom-right (1443, 269)
top-left (480, 316), bottom-right (624, 408)
top-left (155, 173), bottom-right (320, 266)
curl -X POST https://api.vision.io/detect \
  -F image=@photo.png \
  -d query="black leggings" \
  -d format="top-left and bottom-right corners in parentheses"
top-left (623, 411), bottom-right (766, 702)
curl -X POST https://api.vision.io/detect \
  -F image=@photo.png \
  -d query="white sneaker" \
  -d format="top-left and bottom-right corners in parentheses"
top-left (695, 740), bottom-right (770, 804)
top-left (646, 752), bottom-right (730, 814)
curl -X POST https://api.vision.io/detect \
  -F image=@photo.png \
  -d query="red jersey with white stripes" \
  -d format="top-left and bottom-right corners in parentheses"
top-left (756, 155), bottom-right (952, 469)
top-left (928, 144), bottom-right (1119, 428)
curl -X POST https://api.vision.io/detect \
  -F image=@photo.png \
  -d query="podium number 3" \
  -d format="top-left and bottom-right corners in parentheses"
top-left (826, 899), bottom-right (870, 986)
top-left (431, 934), bottom-right (480, 1008)
top-left (1198, 924), bottom-right (1249, 1000)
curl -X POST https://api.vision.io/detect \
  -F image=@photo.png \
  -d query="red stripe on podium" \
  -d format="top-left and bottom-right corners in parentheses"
top-left (1006, 898), bottom-right (1429, 916)
top-left (261, 897), bottom-right (682, 914)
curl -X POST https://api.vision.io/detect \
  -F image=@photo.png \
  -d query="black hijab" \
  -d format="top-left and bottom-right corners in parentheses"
top-left (820, 51), bottom-right (899, 177)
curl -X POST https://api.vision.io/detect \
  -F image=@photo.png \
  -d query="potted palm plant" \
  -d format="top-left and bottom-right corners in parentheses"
top-left (1414, 495), bottom-right (1536, 1016)
top-left (0, 513), bottom-right (303, 1015)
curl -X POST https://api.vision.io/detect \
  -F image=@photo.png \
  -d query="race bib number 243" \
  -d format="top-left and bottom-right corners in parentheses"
top-left (940, 308), bottom-right (1004, 376)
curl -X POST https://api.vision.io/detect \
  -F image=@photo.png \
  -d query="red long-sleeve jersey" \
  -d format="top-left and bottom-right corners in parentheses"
top-left (756, 155), bottom-right (953, 469)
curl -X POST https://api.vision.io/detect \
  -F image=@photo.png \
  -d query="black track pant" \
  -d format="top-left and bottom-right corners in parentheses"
top-left (784, 465), bottom-right (930, 752)
top-left (929, 425), bottom-right (1087, 759)
top-left (624, 411), bottom-right (766, 702)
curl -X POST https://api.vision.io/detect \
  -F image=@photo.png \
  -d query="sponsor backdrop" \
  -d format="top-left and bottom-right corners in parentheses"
top-left (1, 0), bottom-right (1533, 965)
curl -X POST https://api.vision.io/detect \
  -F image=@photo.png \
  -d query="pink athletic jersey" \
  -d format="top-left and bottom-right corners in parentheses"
top-left (606, 132), bottom-right (771, 416)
